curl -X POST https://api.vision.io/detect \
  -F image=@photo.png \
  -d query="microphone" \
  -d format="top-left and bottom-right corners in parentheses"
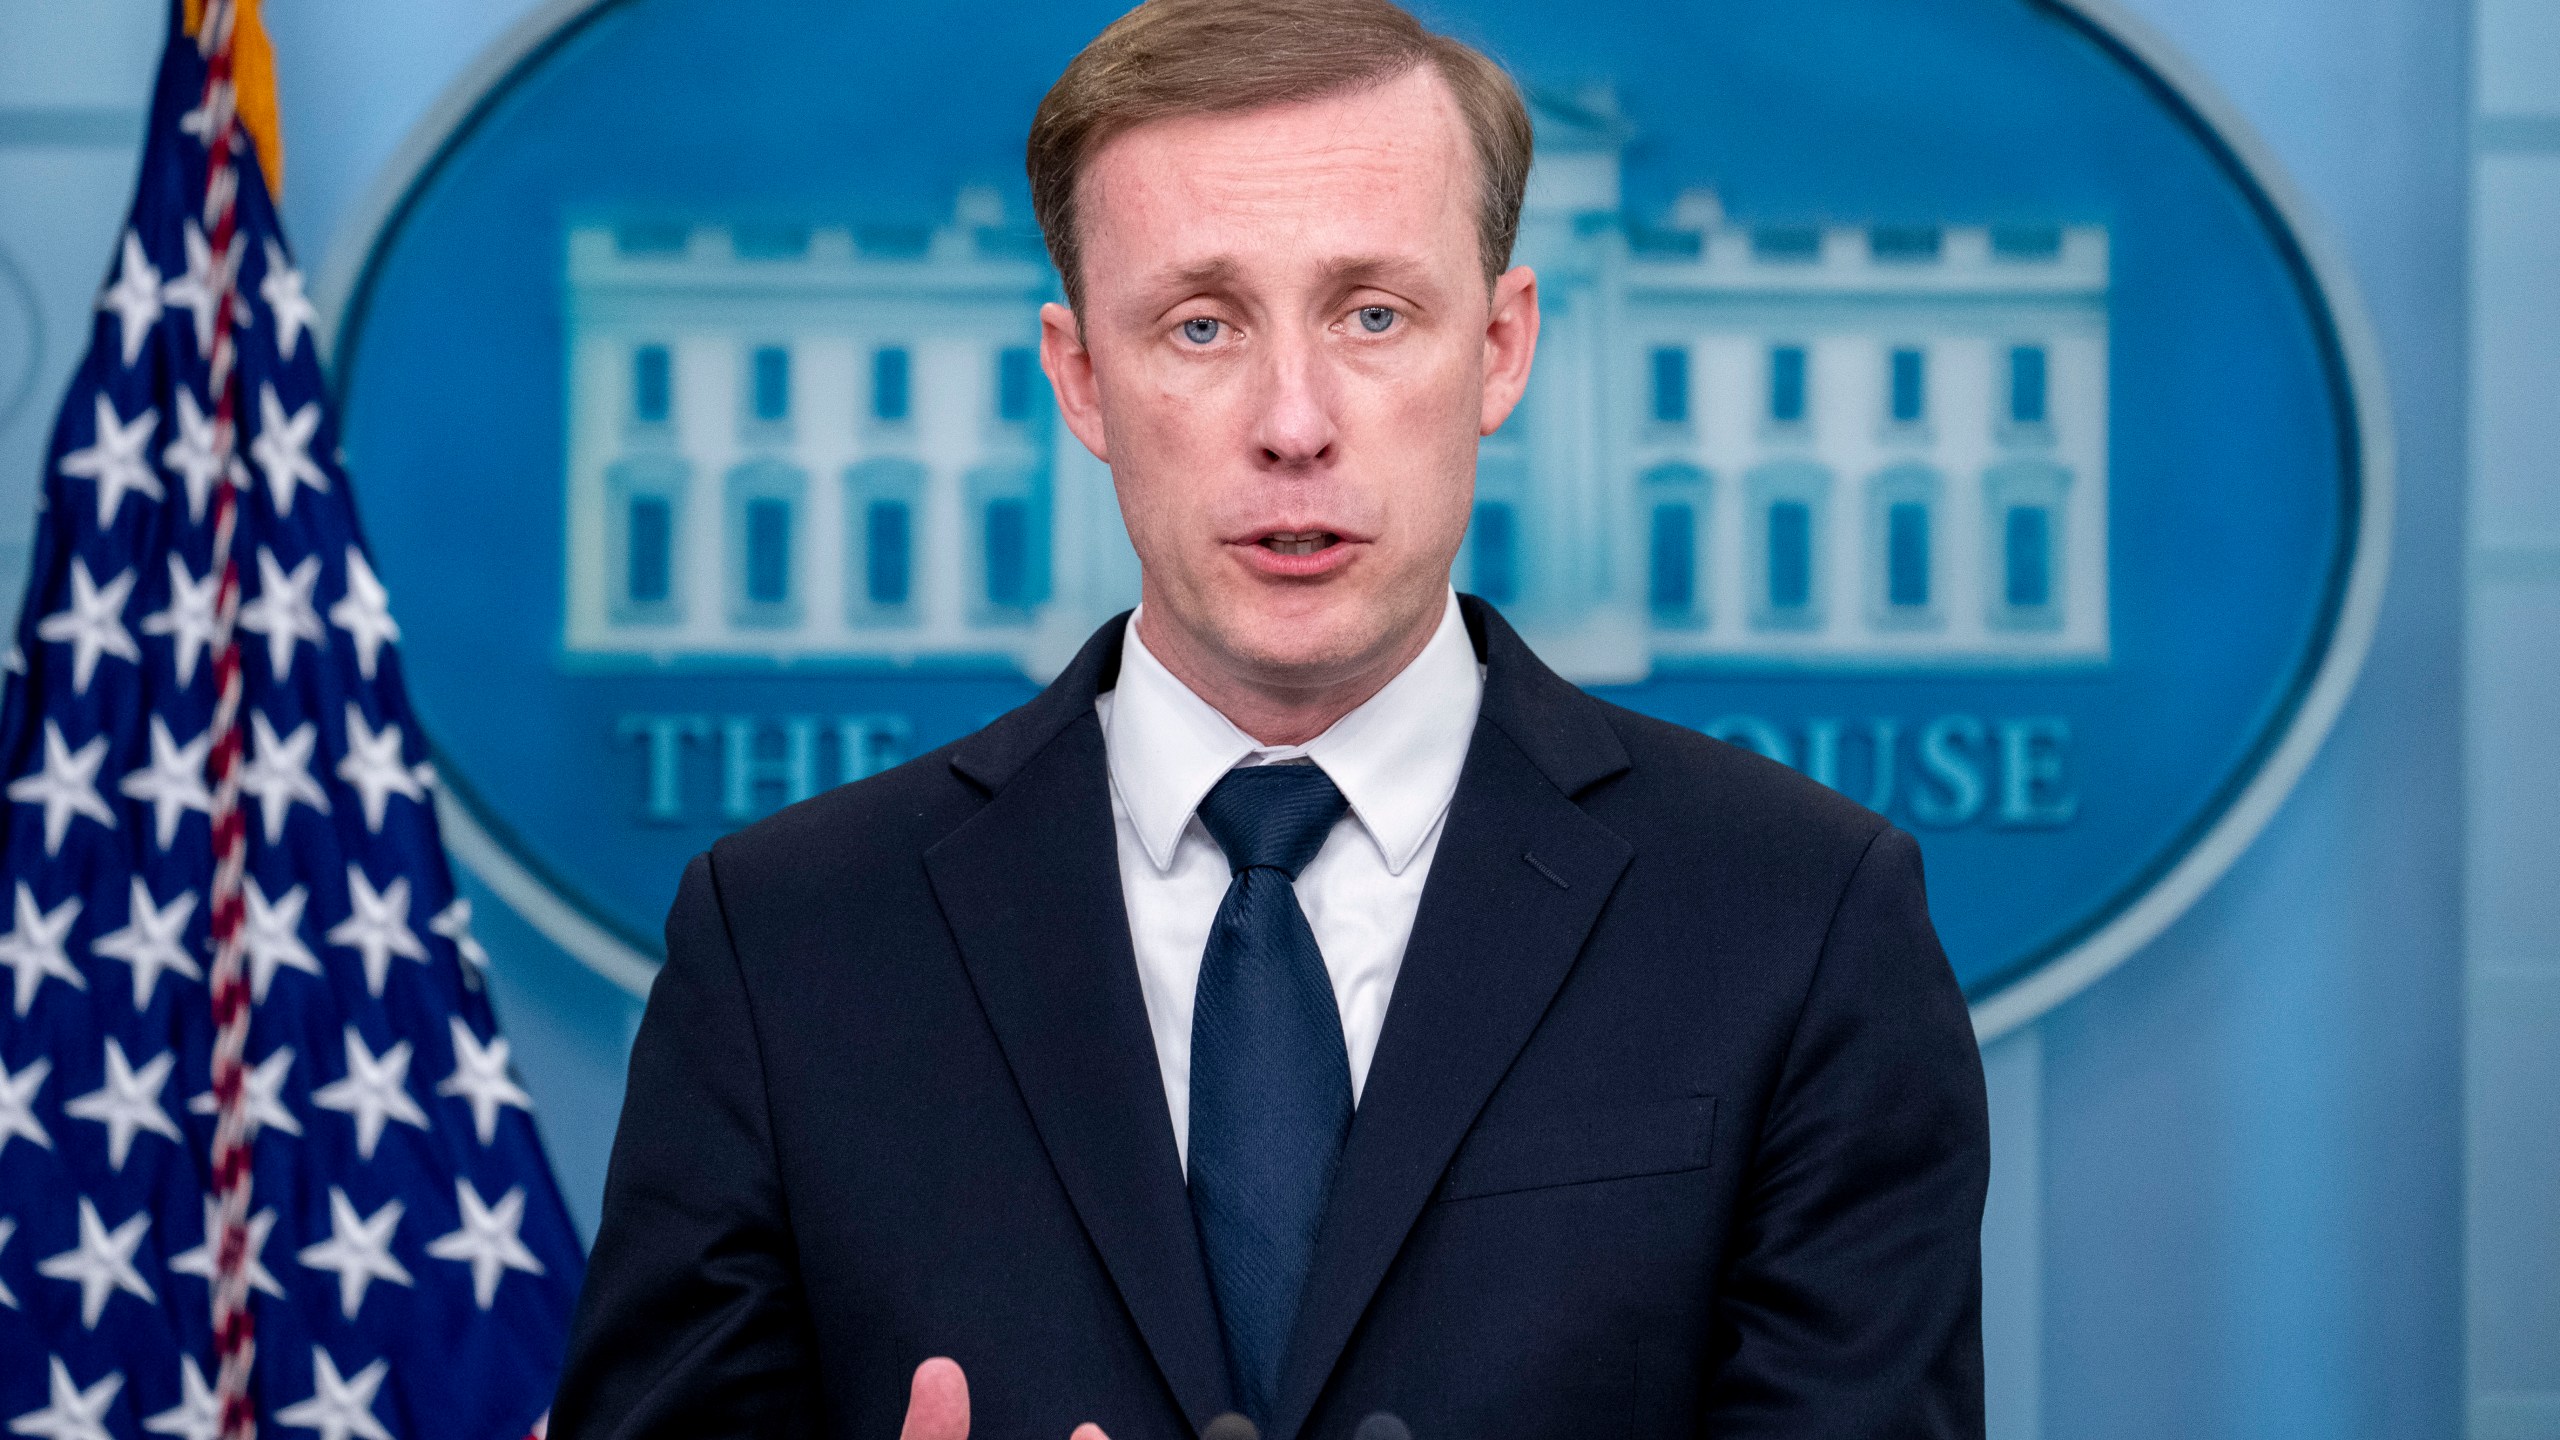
top-left (1202, 1415), bottom-right (1260, 1440)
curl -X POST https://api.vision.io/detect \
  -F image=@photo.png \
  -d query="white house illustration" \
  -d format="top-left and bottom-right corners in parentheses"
top-left (560, 88), bottom-right (2110, 683)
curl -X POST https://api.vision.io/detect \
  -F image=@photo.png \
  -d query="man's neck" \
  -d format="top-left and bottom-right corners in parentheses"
top-left (1131, 603), bottom-right (1444, 749)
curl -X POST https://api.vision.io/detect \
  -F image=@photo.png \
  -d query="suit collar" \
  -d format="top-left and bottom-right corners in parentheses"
top-left (945, 608), bottom-right (1129, 794)
top-left (1458, 594), bottom-right (1633, 800)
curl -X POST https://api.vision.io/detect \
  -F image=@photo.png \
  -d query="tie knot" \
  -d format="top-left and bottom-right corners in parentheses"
top-left (1196, 764), bottom-right (1348, 879)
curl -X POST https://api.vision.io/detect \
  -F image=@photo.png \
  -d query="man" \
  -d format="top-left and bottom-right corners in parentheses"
top-left (551, 0), bottom-right (1988, 1436)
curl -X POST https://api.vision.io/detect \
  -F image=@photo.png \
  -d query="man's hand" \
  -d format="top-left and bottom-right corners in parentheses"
top-left (895, 1358), bottom-right (1114, 1440)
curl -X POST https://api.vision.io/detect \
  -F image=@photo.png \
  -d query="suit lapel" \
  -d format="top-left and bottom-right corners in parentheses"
top-left (925, 622), bottom-right (1234, 1428)
top-left (1268, 602), bottom-right (1635, 1440)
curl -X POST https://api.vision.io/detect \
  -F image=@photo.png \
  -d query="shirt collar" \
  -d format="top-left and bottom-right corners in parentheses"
top-left (1099, 590), bottom-right (1483, 877)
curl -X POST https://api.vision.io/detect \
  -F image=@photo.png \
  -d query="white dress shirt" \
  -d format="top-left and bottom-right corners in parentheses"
top-left (1096, 591), bottom-right (1484, 1169)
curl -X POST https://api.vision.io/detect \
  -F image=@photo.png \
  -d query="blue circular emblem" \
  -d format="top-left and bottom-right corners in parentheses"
top-left (329, 0), bottom-right (2388, 1035)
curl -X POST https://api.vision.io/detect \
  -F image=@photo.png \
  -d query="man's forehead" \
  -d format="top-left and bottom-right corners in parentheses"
top-left (1076, 70), bottom-right (1474, 288)
top-left (1102, 61), bottom-right (1462, 160)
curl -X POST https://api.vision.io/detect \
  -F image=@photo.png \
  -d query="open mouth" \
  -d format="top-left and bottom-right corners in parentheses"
top-left (1257, 530), bottom-right (1341, 556)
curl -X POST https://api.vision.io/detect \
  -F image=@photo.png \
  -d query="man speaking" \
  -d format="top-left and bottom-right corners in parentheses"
top-left (551, 0), bottom-right (1990, 1435)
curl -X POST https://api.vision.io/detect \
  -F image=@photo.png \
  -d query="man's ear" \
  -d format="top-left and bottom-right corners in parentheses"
top-left (1041, 300), bottom-right (1110, 464)
top-left (1479, 265), bottom-right (1540, 437)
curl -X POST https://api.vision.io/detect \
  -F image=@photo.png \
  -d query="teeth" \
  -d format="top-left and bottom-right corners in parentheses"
top-left (1261, 531), bottom-right (1336, 556)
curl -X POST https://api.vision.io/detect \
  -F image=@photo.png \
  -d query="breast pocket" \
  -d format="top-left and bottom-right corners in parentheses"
top-left (1439, 1096), bottom-right (1718, 1202)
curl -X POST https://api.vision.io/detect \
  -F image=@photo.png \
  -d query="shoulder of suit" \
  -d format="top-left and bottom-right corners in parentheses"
top-left (703, 733), bottom-right (987, 893)
top-left (1577, 696), bottom-right (1890, 854)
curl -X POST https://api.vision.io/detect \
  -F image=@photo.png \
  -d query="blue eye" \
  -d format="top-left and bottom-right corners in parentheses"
top-left (1357, 306), bottom-right (1396, 334)
top-left (1181, 317), bottom-right (1222, 345)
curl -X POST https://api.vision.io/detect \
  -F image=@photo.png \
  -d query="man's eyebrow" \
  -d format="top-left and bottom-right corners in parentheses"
top-left (1126, 253), bottom-right (1438, 308)
top-left (1146, 257), bottom-right (1244, 296)
top-left (1316, 254), bottom-right (1436, 289)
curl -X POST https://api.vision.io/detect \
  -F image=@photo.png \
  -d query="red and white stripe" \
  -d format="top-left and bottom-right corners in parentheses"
top-left (188, 2), bottom-right (260, 1434)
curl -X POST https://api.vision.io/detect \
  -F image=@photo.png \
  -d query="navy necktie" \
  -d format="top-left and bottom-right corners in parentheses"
top-left (1187, 763), bottom-right (1355, 1426)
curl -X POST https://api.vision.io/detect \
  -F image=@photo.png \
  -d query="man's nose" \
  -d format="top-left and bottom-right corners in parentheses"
top-left (1250, 329), bottom-right (1338, 470)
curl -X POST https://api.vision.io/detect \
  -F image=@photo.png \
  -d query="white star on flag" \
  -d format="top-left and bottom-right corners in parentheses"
top-left (36, 1197), bottom-right (154, 1329)
top-left (168, 1196), bottom-right (286, 1301)
top-left (328, 547), bottom-right (400, 680)
top-left (249, 382), bottom-right (329, 514)
top-left (7, 721), bottom-right (116, 855)
top-left (6, 1356), bottom-right (122, 1440)
top-left (0, 1218), bottom-right (14, 1310)
top-left (0, 882), bottom-right (85, 1016)
top-left (158, 219), bottom-right (240, 357)
top-left (260, 238), bottom-right (318, 360)
top-left (96, 230), bottom-right (163, 368)
top-left (159, 385), bottom-right (236, 522)
top-left (438, 1017), bottom-right (535, 1145)
top-left (429, 896), bottom-right (490, 973)
top-left (295, 1188), bottom-right (413, 1320)
top-left (89, 877), bottom-right (202, 1008)
top-left (240, 547), bottom-right (324, 680)
top-left (426, 1178), bottom-right (546, 1309)
top-left (141, 1356), bottom-right (220, 1440)
top-left (313, 1027), bottom-right (430, 1161)
top-left (337, 705), bottom-right (425, 833)
top-left (0, 1055), bottom-right (51, 1156)
top-left (242, 876), bottom-right (324, 1002)
top-left (327, 864), bottom-right (429, 998)
top-left (241, 711), bottom-right (330, 844)
top-left (34, 558), bottom-right (140, 694)
top-left (178, 73), bottom-right (234, 145)
top-left (187, 1045), bottom-right (302, 1144)
top-left (273, 1348), bottom-right (393, 1440)
top-left (56, 392), bottom-right (162, 527)
top-left (117, 715), bottom-right (214, 848)
top-left (140, 553), bottom-right (222, 685)
top-left (63, 1035), bottom-right (182, 1171)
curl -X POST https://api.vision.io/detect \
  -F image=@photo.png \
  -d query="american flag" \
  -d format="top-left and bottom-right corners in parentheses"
top-left (0, 3), bottom-right (582, 1437)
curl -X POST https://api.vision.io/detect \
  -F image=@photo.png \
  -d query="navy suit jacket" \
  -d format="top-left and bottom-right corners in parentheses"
top-left (552, 599), bottom-right (1989, 1440)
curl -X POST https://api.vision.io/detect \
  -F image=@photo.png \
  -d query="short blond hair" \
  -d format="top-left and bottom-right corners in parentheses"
top-left (1026, 0), bottom-right (1534, 311)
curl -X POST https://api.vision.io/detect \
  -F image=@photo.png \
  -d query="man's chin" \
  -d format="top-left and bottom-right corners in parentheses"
top-left (1207, 595), bottom-right (1431, 689)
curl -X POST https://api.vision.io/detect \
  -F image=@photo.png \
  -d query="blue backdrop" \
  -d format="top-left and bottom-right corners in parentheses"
top-left (331, 0), bottom-right (2365, 1011)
